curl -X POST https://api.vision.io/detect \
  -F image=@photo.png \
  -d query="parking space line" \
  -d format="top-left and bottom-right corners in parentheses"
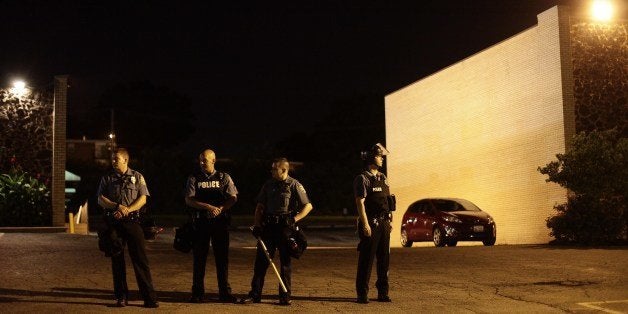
top-left (577, 300), bottom-right (628, 314)
top-left (241, 246), bottom-right (354, 250)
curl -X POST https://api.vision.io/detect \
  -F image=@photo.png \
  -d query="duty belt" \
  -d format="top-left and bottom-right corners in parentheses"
top-left (369, 211), bottom-right (392, 227)
top-left (263, 213), bottom-right (291, 225)
top-left (104, 210), bottom-right (141, 223)
top-left (191, 210), bottom-right (225, 220)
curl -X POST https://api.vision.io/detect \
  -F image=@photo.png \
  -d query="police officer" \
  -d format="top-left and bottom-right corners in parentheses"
top-left (240, 157), bottom-right (313, 306)
top-left (354, 143), bottom-right (393, 304)
top-left (97, 148), bottom-right (159, 308)
top-left (184, 149), bottom-right (238, 303)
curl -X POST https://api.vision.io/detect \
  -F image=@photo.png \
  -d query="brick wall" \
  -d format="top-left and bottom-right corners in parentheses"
top-left (52, 75), bottom-right (68, 227)
top-left (385, 6), bottom-right (573, 246)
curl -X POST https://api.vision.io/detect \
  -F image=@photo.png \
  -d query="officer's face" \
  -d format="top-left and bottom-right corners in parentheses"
top-left (111, 153), bottom-right (128, 173)
top-left (374, 154), bottom-right (384, 168)
top-left (199, 151), bottom-right (216, 173)
top-left (271, 162), bottom-right (288, 180)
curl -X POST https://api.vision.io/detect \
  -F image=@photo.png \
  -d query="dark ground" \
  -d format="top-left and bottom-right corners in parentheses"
top-left (0, 229), bottom-right (627, 313)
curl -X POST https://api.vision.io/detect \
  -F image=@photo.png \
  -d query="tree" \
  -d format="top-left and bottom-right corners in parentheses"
top-left (274, 93), bottom-right (386, 214)
top-left (94, 81), bottom-right (195, 150)
top-left (539, 129), bottom-right (627, 244)
top-left (71, 82), bottom-right (196, 215)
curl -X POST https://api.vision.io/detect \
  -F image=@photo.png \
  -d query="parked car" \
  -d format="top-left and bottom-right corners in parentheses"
top-left (400, 198), bottom-right (496, 247)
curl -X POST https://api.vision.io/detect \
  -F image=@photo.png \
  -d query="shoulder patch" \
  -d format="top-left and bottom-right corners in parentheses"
top-left (297, 183), bottom-right (306, 193)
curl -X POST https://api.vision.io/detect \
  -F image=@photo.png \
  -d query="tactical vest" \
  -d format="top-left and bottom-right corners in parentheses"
top-left (193, 171), bottom-right (227, 206)
top-left (364, 172), bottom-right (390, 217)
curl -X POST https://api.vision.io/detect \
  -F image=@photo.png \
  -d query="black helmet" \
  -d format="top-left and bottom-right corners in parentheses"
top-left (361, 143), bottom-right (389, 163)
top-left (287, 226), bottom-right (308, 259)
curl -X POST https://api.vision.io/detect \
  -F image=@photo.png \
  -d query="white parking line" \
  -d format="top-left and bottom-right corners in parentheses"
top-left (577, 300), bottom-right (628, 314)
top-left (241, 246), bottom-right (354, 250)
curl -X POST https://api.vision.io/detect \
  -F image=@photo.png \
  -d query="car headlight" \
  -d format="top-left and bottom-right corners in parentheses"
top-left (443, 215), bottom-right (462, 223)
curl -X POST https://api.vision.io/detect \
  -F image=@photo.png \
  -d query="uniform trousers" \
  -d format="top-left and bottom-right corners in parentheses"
top-left (356, 218), bottom-right (391, 298)
top-left (192, 217), bottom-right (231, 297)
top-left (249, 223), bottom-right (292, 299)
top-left (110, 220), bottom-right (157, 302)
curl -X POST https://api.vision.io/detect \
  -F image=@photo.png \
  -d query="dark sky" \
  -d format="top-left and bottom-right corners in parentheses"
top-left (0, 0), bottom-right (593, 155)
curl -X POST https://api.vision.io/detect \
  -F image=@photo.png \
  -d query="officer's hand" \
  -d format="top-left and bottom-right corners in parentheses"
top-left (113, 210), bottom-right (124, 220)
top-left (362, 224), bottom-right (372, 237)
top-left (251, 225), bottom-right (263, 238)
top-left (205, 205), bottom-right (219, 218)
top-left (286, 216), bottom-right (296, 226)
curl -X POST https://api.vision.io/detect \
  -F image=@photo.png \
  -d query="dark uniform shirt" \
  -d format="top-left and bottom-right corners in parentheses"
top-left (185, 171), bottom-right (238, 206)
top-left (256, 176), bottom-right (310, 215)
top-left (97, 168), bottom-right (150, 207)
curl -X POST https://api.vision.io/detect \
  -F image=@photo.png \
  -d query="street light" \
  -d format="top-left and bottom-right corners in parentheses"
top-left (109, 133), bottom-right (116, 151)
top-left (10, 80), bottom-right (28, 97)
top-left (591, 0), bottom-right (613, 21)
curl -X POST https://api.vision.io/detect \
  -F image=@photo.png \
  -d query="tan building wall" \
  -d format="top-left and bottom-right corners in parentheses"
top-left (385, 6), bottom-right (575, 246)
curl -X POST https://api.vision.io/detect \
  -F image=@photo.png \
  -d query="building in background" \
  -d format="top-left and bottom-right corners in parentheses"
top-left (385, 5), bottom-right (626, 246)
top-left (67, 138), bottom-right (111, 167)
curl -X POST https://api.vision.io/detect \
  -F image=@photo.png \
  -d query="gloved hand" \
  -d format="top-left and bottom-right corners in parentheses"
top-left (251, 225), bottom-right (263, 238)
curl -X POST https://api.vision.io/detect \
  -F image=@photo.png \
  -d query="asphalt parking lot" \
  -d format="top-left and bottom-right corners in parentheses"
top-left (0, 229), bottom-right (627, 313)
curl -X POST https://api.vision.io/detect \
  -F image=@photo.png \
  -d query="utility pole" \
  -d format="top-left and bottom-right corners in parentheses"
top-left (109, 108), bottom-right (116, 151)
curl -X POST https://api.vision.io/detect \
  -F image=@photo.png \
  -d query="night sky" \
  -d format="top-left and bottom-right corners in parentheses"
top-left (0, 0), bottom-right (597, 156)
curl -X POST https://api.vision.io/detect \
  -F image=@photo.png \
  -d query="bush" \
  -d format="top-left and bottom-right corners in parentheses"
top-left (539, 129), bottom-right (627, 245)
top-left (0, 167), bottom-right (51, 226)
top-left (547, 195), bottom-right (626, 244)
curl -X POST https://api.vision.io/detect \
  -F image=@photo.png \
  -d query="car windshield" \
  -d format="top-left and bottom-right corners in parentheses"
top-left (454, 199), bottom-right (482, 211)
top-left (433, 199), bottom-right (481, 212)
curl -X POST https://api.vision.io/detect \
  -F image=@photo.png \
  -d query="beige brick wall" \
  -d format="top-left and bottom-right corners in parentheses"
top-left (385, 6), bottom-right (572, 246)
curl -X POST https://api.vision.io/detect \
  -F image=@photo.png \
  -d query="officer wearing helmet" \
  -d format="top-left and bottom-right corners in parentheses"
top-left (354, 143), bottom-right (394, 304)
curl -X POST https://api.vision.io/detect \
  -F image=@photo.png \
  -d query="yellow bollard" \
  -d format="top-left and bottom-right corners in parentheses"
top-left (69, 212), bottom-right (75, 234)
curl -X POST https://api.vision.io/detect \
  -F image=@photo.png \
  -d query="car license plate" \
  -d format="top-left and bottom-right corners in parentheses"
top-left (473, 225), bottom-right (484, 232)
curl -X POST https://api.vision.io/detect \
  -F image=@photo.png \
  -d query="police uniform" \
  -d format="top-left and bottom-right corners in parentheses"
top-left (185, 170), bottom-right (238, 300)
top-left (248, 176), bottom-right (310, 301)
top-left (96, 168), bottom-right (157, 304)
top-left (354, 170), bottom-right (392, 301)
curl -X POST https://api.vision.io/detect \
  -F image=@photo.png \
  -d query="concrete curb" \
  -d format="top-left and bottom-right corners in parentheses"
top-left (0, 226), bottom-right (67, 233)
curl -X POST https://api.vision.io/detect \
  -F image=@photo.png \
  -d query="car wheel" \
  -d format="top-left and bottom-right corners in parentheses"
top-left (447, 240), bottom-right (458, 247)
top-left (400, 229), bottom-right (413, 247)
top-left (433, 227), bottom-right (446, 247)
top-left (483, 237), bottom-right (496, 246)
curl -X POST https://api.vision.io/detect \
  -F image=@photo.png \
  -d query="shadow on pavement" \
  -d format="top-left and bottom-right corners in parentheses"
top-left (0, 287), bottom-right (357, 306)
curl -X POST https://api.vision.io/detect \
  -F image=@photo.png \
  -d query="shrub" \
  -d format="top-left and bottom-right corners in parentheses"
top-left (539, 129), bottom-right (627, 244)
top-left (0, 167), bottom-right (51, 226)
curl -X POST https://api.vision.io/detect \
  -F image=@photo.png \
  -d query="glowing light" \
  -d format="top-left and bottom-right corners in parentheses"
top-left (109, 133), bottom-right (115, 139)
top-left (10, 80), bottom-right (28, 96)
top-left (591, 0), bottom-right (613, 21)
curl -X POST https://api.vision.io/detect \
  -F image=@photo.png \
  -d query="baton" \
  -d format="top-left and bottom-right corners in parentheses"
top-left (250, 226), bottom-right (288, 293)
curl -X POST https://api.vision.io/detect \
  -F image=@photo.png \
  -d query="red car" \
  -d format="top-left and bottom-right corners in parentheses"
top-left (400, 198), bottom-right (496, 247)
